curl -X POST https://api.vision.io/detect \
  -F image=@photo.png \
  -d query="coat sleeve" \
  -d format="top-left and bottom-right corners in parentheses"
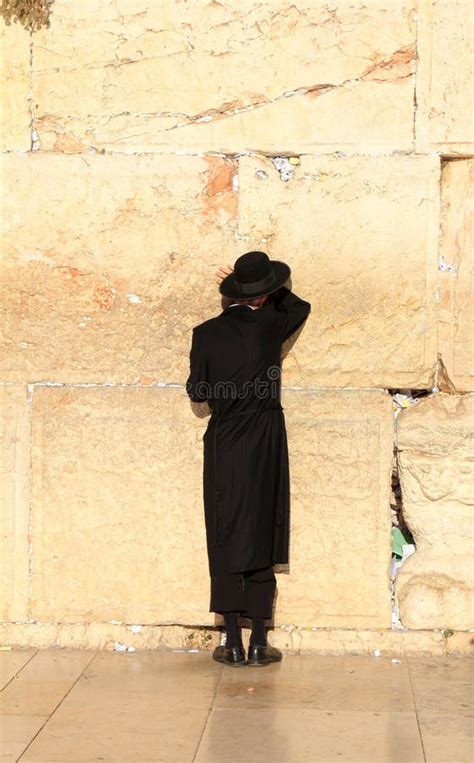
top-left (185, 327), bottom-right (209, 402)
top-left (271, 286), bottom-right (311, 342)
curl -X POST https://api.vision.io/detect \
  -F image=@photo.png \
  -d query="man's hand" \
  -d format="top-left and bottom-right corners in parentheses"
top-left (215, 264), bottom-right (234, 285)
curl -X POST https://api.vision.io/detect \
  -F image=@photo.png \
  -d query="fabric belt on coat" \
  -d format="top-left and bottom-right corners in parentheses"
top-left (212, 404), bottom-right (284, 548)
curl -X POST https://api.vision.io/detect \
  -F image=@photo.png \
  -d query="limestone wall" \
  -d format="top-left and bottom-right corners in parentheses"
top-left (1, 0), bottom-right (472, 656)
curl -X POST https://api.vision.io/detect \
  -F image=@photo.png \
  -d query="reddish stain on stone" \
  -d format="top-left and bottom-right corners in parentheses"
top-left (205, 156), bottom-right (235, 197)
top-left (195, 98), bottom-right (244, 124)
top-left (56, 390), bottom-right (78, 408)
top-left (52, 132), bottom-right (86, 153)
top-left (202, 157), bottom-right (238, 221)
top-left (361, 43), bottom-right (416, 82)
top-left (66, 267), bottom-right (83, 278)
top-left (306, 83), bottom-right (335, 100)
top-left (93, 284), bottom-right (115, 312)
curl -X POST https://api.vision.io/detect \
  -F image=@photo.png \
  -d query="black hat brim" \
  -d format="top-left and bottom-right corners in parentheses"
top-left (219, 260), bottom-right (291, 300)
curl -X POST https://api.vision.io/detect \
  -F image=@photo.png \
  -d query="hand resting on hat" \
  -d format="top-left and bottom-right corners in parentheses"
top-left (215, 264), bottom-right (234, 285)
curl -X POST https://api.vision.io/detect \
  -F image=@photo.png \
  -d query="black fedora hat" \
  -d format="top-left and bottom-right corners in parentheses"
top-left (219, 250), bottom-right (291, 300)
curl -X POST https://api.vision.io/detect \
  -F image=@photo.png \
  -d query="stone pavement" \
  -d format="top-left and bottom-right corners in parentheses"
top-left (0, 648), bottom-right (471, 762)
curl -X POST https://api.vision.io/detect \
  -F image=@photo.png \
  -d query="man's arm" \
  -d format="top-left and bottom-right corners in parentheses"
top-left (185, 327), bottom-right (209, 402)
top-left (271, 286), bottom-right (311, 342)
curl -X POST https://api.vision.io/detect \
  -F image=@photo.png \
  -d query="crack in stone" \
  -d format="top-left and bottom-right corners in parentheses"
top-left (33, 50), bottom-right (193, 76)
top-left (32, 42), bottom-right (415, 134)
top-left (163, 44), bottom-right (416, 132)
top-left (437, 354), bottom-right (457, 393)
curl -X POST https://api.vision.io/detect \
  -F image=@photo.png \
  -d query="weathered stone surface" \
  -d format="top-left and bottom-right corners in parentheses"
top-left (0, 20), bottom-right (31, 151)
top-left (26, 385), bottom-right (393, 629)
top-left (275, 388), bottom-right (394, 629)
top-left (3, 150), bottom-right (444, 391)
top-left (32, 0), bottom-right (416, 154)
top-left (0, 152), bottom-right (238, 384)
top-left (0, 385), bottom-right (30, 622)
top-left (416, 0), bottom-right (474, 155)
top-left (395, 393), bottom-right (474, 630)
top-left (437, 159), bottom-right (474, 392)
top-left (2, 0), bottom-right (472, 651)
top-left (3, 620), bottom-right (471, 656)
top-left (239, 154), bottom-right (439, 388)
top-left (30, 385), bottom-right (211, 623)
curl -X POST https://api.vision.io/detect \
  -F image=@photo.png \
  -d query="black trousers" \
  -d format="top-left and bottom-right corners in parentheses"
top-left (209, 566), bottom-right (276, 620)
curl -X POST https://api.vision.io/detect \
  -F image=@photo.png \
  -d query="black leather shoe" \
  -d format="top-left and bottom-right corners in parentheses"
top-left (212, 643), bottom-right (247, 667)
top-left (247, 643), bottom-right (282, 666)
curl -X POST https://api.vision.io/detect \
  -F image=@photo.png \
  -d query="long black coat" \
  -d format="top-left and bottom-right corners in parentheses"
top-left (186, 286), bottom-right (311, 577)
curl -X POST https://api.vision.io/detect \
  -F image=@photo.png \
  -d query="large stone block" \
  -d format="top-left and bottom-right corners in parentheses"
top-left (32, 0), bottom-right (416, 153)
top-left (239, 154), bottom-right (439, 388)
top-left (437, 159), bottom-right (474, 392)
top-left (27, 385), bottom-right (394, 630)
top-left (0, 385), bottom-right (30, 622)
top-left (30, 385), bottom-right (211, 623)
top-left (0, 20), bottom-right (31, 151)
top-left (395, 393), bottom-right (474, 630)
top-left (416, 0), bottom-right (474, 155)
top-left (0, 152), bottom-right (238, 384)
top-left (275, 388), bottom-right (394, 629)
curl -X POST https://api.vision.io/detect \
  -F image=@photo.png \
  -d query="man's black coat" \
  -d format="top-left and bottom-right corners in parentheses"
top-left (186, 286), bottom-right (311, 577)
